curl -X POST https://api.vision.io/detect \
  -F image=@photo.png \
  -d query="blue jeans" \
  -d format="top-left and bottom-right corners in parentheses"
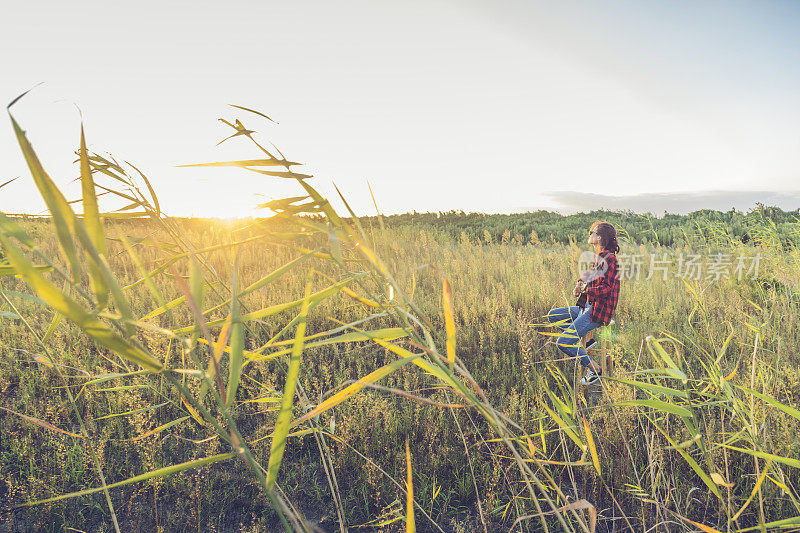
top-left (547, 305), bottom-right (602, 367)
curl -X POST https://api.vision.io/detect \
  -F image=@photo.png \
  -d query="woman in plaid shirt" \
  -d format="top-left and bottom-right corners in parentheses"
top-left (547, 221), bottom-right (620, 386)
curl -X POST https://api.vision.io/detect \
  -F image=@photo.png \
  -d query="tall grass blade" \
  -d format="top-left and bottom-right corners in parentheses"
top-left (0, 264), bottom-right (52, 276)
top-left (228, 104), bottom-right (277, 124)
top-left (617, 399), bottom-right (693, 418)
top-left (0, 406), bottom-right (84, 438)
top-left (175, 276), bottom-right (356, 334)
top-left (8, 114), bottom-right (81, 283)
top-left (17, 453), bottom-right (235, 507)
top-left (736, 385), bottom-right (800, 422)
top-left (178, 158), bottom-right (298, 169)
top-left (0, 234), bottom-right (163, 371)
top-left (226, 252), bottom-right (244, 407)
top-left (721, 445), bottom-right (800, 470)
top-left (79, 124), bottom-right (109, 308)
top-left (736, 516), bottom-right (800, 532)
top-left (202, 250), bottom-right (315, 316)
top-left (442, 276), bottom-right (456, 370)
top-left (406, 438), bottom-right (416, 533)
top-left (677, 515), bottom-right (723, 533)
top-left (265, 279), bottom-right (312, 491)
top-left (130, 416), bottom-right (189, 442)
top-left (293, 354), bottom-right (420, 426)
top-left (645, 414), bottom-right (721, 499)
top-left (732, 461), bottom-right (772, 521)
top-left (582, 416), bottom-right (601, 476)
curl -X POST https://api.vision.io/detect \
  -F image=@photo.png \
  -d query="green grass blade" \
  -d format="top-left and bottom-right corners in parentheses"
top-left (611, 378), bottom-right (689, 399)
top-left (617, 400), bottom-right (693, 418)
top-left (265, 279), bottom-right (312, 491)
top-left (736, 516), bottom-right (800, 532)
top-left (79, 124), bottom-right (109, 308)
top-left (141, 282), bottom-right (218, 321)
top-left (17, 453), bottom-right (235, 507)
top-left (645, 413), bottom-right (722, 499)
top-left (0, 265), bottom-right (52, 276)
top-left (9, 114), bottom-right (81, 283)
top-left (0, 233), bottom-right (163, 372)
top-left (226, 252), bottom-right (244, 407)
top-left (94, 401), bottom-right (171, 421)
top-left (736, 385), bottom-right (800, 422)
top-left (721, 445), bottom-right (800, 470)
top-left (202, 250), bottom-right (315, 316)
top-left (174, 276), bottom-right (357, 335)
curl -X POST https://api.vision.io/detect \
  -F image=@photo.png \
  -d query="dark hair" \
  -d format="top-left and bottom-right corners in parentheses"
top-left (590, 221), bottom-right (620, 253)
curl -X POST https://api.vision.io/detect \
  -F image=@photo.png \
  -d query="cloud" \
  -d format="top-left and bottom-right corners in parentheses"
top-left (545, 190), bottom-right (800, 215)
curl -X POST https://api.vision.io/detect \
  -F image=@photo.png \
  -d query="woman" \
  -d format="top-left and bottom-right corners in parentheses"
top-left (547, 221), bottom-right (620, 385)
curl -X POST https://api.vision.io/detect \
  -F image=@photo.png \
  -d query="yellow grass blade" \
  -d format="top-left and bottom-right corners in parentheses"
top-left (539, 417), bottom-right (547, 454)
top-left (129, 416), bottom-right (189, 442)
top-left (645, 413), bottom-right (722, 499)
top-left (202, 251), bottom-right (315, 316)
top-left (724, 360), bottom-right (739, 382)
top-left (442, 277), bottom-right (456, 370)
top-left (17, 453), bottom-right (235, 507)
top-left (79, 124), bottom-right (109, 309)
top-left (355, 240), bottom-right (391, 278)
top-left (140, 282), bottom-right (217, 320)
top-left (541, 403), bottom-right (585, 452)
top-left (526, 437), bottom-right (536, 458)
top-left (181, 395), bottom-right (205, 426)
top-left (676, 514), bottom-right (724, 533)
top-left (93, 401), bottom-right (170, 421)
top-left (406, 438), bottom-right (416, 533)
top-left (174, 276), bottom-right (357, 335)
top-left (41, 305), bottom-right (64, 344)
top-left (260, 327), bottom-right (408, 349)
top-left (583, 416), bottom-right (601, 476)
top-left (266, 280), bottom-right (312, 491)
top-left (0, 233), bottom-right (163, 372)
top-left (0, 406), bottom-right (84, 438)
top-left (197, 317), bottom-right (231, 404)
top-left (341, 285), bottom-right (381, 308)
top-left (373, 338), bottom-right (459, 390)
top-left (732, 460), bottom-right (771, 520)
top-left (0, 264), bottom-right (52, 276)
top-left (293, 354), bottom-right (420, 426)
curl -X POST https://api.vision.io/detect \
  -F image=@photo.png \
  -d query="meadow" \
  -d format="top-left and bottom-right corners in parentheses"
top-left (1, 104), bottom-right (800, 532)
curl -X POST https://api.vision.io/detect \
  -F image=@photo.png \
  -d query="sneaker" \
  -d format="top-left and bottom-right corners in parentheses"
top-left (580, 368), bottom-right (601, 386)
top-left (585, 339), bottom-right (597, 350)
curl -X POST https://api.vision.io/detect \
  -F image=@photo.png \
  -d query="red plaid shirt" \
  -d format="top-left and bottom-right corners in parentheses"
top-left (580, 250), bottom-right (620, 325)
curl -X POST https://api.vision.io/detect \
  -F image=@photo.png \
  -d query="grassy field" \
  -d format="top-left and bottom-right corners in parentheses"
top-left (1, 107), bottom-right (800, 532)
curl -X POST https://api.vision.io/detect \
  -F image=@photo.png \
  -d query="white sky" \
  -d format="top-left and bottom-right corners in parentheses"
top-left (1, 0), bottom-right (799, 217)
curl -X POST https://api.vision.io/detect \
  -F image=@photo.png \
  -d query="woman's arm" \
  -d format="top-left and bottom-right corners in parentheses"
top-left (586, 254), bottom-right (617, 298)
